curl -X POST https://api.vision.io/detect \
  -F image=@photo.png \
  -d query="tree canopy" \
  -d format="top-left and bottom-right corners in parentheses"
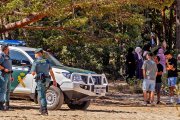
top-left (0, 0), bottom-right (174, 33)
top-left (0, 0), bottom-right (176, 80)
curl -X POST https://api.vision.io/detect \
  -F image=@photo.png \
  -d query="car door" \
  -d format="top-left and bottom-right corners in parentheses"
top-left (9, 49), bottom-right (33, 94)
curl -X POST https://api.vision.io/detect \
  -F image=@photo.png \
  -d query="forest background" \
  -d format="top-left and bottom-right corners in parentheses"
top-left (0, 0), bottom-right (178, 80)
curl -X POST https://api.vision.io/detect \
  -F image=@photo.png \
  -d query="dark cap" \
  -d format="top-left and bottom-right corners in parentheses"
top-left (164, 51), bottom-right (171, 55)
top-left (35, 48), bottom-right (43, 54)
top-left (1, 44), bottom-right (9, 51)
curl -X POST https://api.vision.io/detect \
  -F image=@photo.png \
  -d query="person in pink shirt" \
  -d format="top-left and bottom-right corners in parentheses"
top-left (157, 48), bottom-right (166, 73)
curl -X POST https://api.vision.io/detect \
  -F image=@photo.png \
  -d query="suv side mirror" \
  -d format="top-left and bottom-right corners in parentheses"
top-left (12, 59), bottom-right (20, 65)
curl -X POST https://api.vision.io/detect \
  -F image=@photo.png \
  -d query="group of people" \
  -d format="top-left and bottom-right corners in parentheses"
top-left (126, 43), bottom-right (178, 105)
top-left (0, 45), bottom-right (57, 115)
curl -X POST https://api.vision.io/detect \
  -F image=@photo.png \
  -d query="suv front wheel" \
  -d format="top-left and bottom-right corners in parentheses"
top-left (37, 86), bottom-right (64, 110)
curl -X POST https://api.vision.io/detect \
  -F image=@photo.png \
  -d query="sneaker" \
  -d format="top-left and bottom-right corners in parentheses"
top-left (146, 101), bottom-right (151, 104)
top-left (170, 97), bottom-right (175, 103)
top-left (142, 101), bottom-right (147, 106)
top-left (151, 102), bottom-right (156, 106)
top-left (41, 112), bottom-right (48, 116)
top-left (41, 108), bottom-right (48, 116)
top-left (177, 98), bottom-right (180, 104)
top-left (4, 102), bottom-right (9, 111)
top-left (0, 103), bottom-right (4, 111)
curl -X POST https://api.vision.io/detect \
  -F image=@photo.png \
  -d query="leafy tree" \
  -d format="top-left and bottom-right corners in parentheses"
top-left (0, 0), bottom-right (176, 80)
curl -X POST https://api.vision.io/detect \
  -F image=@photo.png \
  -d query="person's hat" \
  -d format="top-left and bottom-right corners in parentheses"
top-left (164, 51), bottom-right (171, 55)
top-left (1, 44), bottom-right (8, 51)
top-left (35, 48), bottom-right (43, 54)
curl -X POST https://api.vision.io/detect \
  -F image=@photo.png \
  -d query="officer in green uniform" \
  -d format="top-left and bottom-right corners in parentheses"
top-left (0, 45), bottom-right (13, 110)
top-left (31, 48), bottom-right (57, 115)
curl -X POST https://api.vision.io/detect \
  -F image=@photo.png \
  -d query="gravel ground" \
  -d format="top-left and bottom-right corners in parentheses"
top-left (0, 94), bottom-right (180, 120)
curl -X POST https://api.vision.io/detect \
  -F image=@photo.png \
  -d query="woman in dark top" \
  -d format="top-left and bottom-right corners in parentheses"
top-left (134, 47), bottom-right (143, 79)
top-left (126, 47), bottom-right (136, 79)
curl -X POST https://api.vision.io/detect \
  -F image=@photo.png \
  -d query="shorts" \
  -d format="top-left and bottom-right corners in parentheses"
top-left (142, 79), bottom-right (155, 92)
top-left (168, 77), bottom-right (177, 87)
top-left (155, 83), bottom-right (162, 93)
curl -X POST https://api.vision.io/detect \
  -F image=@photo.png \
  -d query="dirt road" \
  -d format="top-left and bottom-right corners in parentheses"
top-left (0, 98), bottom-right (180, 120)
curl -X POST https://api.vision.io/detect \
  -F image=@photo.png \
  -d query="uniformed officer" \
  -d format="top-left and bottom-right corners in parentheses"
top-left (0, 45), bottom-right (13, 110)
top-left (31, 48), bottom-right (57, 115)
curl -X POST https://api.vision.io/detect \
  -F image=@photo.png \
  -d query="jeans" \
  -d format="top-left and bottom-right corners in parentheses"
top-left (0, 76), bottom-right (5, 102)
top-left (5, 74), bottom-right (11, 102)
top-left (0, 73), bottom-right (11, 103)
top-left (36, 79), bottom-right (50, 109)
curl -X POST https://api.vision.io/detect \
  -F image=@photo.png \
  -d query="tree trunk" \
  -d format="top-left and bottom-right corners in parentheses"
top-left (176, 0), bottom-right (180, 50)
top-left (169, 7), bottom-right (174, 49)
top-left (162, 8), bottom-right (166, 41)
top-left (0, 12), bottom-right (47, 34)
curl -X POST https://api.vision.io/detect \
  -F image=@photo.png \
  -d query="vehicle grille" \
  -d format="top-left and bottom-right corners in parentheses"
top-left (80, 75), bottom-right (103, 85)
top-left (72, 73), bottom-right (108, 85)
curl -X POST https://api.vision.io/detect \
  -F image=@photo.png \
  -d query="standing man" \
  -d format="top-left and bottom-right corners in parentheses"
top-left (142, 52), bottom-right (158, 105)
top-left (150, 33), bottom-right (156, 47)
top-left (0, 45), bottom-right (12, 110)
top-left (154, 56), bottom-right (163, 104)
top-left (31, 48), bottom-right (57, 115)
top-left (164, 51), bottom-right (178, 103)
top-left (0, 70), bottom-right (5, 110)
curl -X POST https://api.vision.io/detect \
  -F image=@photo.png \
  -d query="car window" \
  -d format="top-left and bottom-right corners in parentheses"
top-left (26, 51), bottom-right (64, 67)
top-left (10, 50), bottom-right (30, 66)
top-left (26, 51), bottom-right (35, 60)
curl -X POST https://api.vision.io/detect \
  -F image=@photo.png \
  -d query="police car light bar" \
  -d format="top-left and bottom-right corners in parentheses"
top-left (0, 40), bottom-right (26, 46)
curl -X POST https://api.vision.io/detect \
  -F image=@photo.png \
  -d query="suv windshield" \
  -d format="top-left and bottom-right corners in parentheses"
top-left (26, 51), bottom-right (64, 67)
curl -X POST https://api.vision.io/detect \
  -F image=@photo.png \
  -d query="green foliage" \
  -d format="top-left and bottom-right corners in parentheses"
top-left (0, 0), bottom-right (176, 80)
top-left (64, 17), bottom-right (88, 27)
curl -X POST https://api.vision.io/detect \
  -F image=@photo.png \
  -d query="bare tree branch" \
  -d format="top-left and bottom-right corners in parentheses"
top-left (0, 12), bottom-right (47, 34)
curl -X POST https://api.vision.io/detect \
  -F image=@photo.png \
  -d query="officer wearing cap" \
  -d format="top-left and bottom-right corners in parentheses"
top-left (31, 48), bottom-right (57, 115)
top-left (0, 45), bottom-right (12, 110)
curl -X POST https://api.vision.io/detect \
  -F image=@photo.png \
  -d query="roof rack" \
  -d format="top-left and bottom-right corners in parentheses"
top-left (0, 40), bottom-right (26, 46)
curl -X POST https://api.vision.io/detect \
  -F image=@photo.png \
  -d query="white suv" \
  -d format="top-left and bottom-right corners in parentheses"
top-left (8, 46), bottom-right (108, 110)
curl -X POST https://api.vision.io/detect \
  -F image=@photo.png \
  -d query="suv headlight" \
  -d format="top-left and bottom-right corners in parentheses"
top-left (62, 72), bottom-right (71, 79)
top-left (72, 74), bottom-right (82, 82)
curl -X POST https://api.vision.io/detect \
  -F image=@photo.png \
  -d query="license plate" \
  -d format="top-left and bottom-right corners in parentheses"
top-left (94, 89), bottom-right (105, 93)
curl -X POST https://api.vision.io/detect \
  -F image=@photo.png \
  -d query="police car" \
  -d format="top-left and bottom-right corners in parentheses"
top-left (2, 40), bottom-right (108, 110)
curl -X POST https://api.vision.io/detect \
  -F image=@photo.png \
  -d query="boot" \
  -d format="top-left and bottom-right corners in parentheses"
top-left (4, 102), bottom-right (9, 110)
top-left (0, 102), bottom-right (4, 110)
top-left (39, 106), bottom-right (43, 113)
top-left (41, 107), bottom-right (48, 116)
